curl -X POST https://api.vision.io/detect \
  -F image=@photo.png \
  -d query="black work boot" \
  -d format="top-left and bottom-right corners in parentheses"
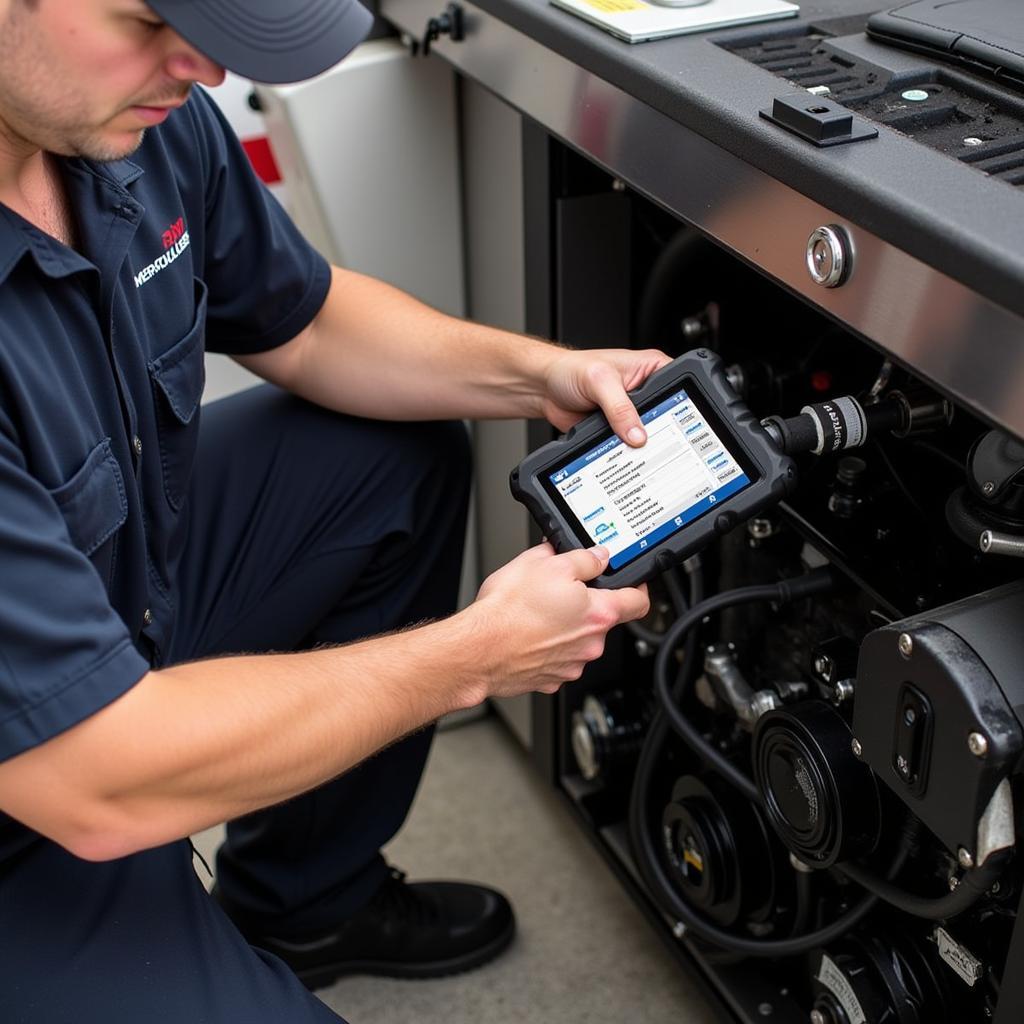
top-left (215, 869), bottom-right (516, 990)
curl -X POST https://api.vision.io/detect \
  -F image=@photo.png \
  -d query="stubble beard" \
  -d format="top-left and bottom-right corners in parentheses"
top-left (0, 94), bottom-right (148, 162)
top-left (0, 7), bottom-right (153, 163)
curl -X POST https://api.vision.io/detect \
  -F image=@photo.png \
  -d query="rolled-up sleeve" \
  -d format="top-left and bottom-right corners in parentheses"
top-left (184, 88), bottom-right (332, 357)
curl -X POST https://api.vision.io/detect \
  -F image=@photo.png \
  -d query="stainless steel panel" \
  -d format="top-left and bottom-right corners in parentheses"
top-left (383, 0), bottom-right (1024, 441)
top-left (461, 78), bottom-right (534, 748)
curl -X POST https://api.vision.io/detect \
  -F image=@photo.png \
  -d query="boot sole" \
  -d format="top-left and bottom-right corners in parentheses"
top-left (296, 916), bottom-right (517, 990)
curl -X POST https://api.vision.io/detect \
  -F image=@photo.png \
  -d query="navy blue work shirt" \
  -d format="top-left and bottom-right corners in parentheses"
top-left (0, 88), bottom-right (330, 860)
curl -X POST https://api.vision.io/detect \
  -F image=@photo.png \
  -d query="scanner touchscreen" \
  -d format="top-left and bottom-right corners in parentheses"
top-left (547, 387), bottom-right (751, 570)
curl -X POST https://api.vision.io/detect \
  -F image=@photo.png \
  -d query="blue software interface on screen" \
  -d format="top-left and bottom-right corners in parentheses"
top-left (549, 387), bottom-right (751, 570)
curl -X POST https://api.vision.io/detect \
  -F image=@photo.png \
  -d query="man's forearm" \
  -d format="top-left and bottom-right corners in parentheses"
top-left (0, 543), bottom-right (649, 863)
top-left (0, 612), bottom-right (490, 862)
top-left (237, 266), bottom-right (564, 422)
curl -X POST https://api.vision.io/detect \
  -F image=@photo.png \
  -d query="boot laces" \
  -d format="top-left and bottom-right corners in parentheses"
top-left (371, 868), bottom-right (441, 926)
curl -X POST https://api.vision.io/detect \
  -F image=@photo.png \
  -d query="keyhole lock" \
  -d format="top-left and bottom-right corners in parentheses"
top-left (806, 225), bottom-right (852, 288)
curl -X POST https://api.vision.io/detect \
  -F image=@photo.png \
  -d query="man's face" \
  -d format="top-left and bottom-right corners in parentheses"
top-left (0, 0), bottom-right (225, 162)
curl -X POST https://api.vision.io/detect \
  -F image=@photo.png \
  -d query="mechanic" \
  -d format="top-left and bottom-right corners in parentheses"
top-left (0, 0), bottom-right (665, 1020)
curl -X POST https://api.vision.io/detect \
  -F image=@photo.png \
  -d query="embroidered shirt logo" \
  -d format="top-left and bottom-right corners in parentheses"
top-left (134, 215), bottom-right (190, 288)
top-left (162, 216), bottom-right (185, 250)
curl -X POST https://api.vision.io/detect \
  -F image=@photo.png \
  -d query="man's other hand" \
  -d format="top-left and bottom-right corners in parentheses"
top-left (469, 542), bottom-right (650, 698)
top-left (541, 348), bottom-right (672, 447)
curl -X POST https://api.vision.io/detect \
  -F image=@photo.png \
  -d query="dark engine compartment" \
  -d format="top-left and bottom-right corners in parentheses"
top-left (546, 159), bottom-right (1024, 1023)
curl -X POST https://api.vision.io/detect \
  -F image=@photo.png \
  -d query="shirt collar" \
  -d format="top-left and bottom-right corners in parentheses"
top-left (0, 155), bottom-right (143, 286)
top-left (0, 206), bottom-right (31, 286)
top-left (78, 156), bottom-right (145, 190)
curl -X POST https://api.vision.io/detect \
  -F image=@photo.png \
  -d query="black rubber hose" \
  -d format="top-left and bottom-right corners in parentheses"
top-left (629, 716), bottom-right (877, 957)
top-left (686, 556), bottom-right (705, 607)
top-left (625, 619), bottom-right (669, 648)
top-left (789, 868), bottom-right (814, 938)
top-left (629, 570), bottom-right (881, 957)
top-left (652, 571), bottom-right (836, 802)
top-left (663, 566), bottom-right (689, 617)
top-left (625, 561), bottom-right (701, 650)
top-left (635, 572), bottom-right (1001, 948)
top-left (838, 858), bottom-right (1002, 921)
top-left (635, 229), bottom-right (707, 345)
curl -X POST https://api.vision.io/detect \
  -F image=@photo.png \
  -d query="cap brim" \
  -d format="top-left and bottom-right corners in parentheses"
top-left (147, 0), bottom-right (374, 84)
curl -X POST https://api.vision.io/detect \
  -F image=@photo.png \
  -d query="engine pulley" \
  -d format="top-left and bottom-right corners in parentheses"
top-left (661, 773), bottom-right (785, 927)
top-left (753, 702), bottom-right (880, 868)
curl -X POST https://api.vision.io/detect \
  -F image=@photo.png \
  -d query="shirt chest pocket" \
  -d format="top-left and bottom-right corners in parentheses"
top-left (148, 278), bottom-right (207, 511)
top-left (48, 438), bottom-right (129, 589)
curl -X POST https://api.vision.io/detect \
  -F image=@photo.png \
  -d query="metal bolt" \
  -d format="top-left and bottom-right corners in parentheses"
top-left (810, 1012), bottom-right (827, 1024)
top-left (983, 481), bottom-right (996, 495)
top-left (901, 88), bottom-right (929, 101)
top-left (672, 921), bottom-right (687, 939)
top-left (748, 517), bottom-right (774, 540)
top-left (948, 874), bottom-right (960, 891)
top-left (958, 847), bottom-right (975, 869)
top-left (968, 732), bottom-right (989, 757)
top-left (813, 654), bottom-right (832, 678)
top-left (964, 137), bottom-right (985, 146)
top-left (758, 1004), bottom-right (773, 1017)
top-left (898, 633), bottom-right (913, 659)
top-left (832, 679), bottom-right (854, 703)
top-left (851, 737), bottom-right (863, 757)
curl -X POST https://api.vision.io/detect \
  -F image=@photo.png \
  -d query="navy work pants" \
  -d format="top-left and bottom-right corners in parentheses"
top-left (1, 386), bottom-right (473, 1022)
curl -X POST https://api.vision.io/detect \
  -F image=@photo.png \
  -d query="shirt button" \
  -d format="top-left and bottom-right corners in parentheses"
top-left (132, 435), bottom-right (143, 457)
top-left (142, 607), bottom-right (153, 627)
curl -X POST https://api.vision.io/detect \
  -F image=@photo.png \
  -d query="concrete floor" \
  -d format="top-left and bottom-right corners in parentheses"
top-left (194, 714), bottom-right (722, 1024)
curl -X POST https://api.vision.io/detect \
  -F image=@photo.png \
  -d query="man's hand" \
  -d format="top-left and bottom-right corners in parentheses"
top-left (468, 542), bottom-right (650, 697)
top-left (541, 348), bottom-right (673, 446)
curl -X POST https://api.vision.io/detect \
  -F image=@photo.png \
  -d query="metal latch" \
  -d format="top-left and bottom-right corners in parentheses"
top-left (760, 93), bottom-right (878, 147)
top-left (421, 2), bottom-right (464, 56)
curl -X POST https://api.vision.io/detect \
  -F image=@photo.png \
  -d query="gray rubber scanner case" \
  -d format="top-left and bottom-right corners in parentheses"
top-left (509, 349), bottom-right (797, 589)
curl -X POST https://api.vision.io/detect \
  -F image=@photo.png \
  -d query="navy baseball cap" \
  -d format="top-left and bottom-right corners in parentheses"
top-left (146, 0), bottom-right (374, 84)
